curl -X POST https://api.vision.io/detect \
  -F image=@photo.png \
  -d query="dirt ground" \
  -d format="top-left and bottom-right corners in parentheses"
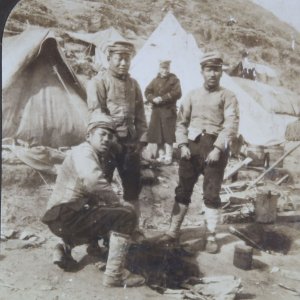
top-left (1, 155), bottom-right (300, 300)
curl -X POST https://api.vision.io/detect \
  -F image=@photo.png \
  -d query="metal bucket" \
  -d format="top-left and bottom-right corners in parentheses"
top-left (264, 145), bottom-right (284, 168)
top-left (255, 190), bottom-right (280, 223)
top-left (233, 243), bottom-right (253, 270)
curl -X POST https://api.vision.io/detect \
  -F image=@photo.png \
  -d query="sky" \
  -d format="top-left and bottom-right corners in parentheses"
top-left (251, 0), bottom-right (300, 32)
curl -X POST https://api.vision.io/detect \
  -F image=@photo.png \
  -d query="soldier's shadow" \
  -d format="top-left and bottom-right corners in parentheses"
top-left (126, 240), bottom-right (202, 289)
top-left (63, 238), bottom-right (202, 289)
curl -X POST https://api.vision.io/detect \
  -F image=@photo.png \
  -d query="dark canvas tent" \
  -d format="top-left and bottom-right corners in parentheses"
top-left (2, 27), bottom-right (89, 148)
top-left (65, 27), bottom-right (126, 72)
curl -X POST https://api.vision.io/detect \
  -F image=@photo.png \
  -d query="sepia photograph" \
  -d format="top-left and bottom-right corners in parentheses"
top-left (1, 0), bottom-right (300, 299)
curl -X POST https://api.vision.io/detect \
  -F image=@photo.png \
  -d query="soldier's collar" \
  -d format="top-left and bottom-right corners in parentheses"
top-left (203, 84), bottom-right (220, 93)
top-left (158, 73), bottom-right (170, 78)
top-left (109, 69), bottom-right (129, 80)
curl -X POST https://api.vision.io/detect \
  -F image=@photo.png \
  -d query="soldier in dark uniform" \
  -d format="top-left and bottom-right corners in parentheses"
top-left (145, 60), bottom-right (182, 164)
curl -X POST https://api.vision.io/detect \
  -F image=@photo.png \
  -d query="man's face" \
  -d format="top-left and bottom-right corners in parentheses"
top-left (159, 66), bottom-right (170, 77)
top-left (201, 65), bottom-right (222, 89)
top-left (109, 53), bottom-right (131, 75)
top-left (87, 127), bottom-right (114, 154)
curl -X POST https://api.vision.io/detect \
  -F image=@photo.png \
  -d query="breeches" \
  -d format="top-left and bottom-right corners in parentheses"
top-left (46, 204), bottom-right (137, 247)
top-left (104, 143), bottom-right (141, 202)
top-left (175, 135), bottom-right (228, 209)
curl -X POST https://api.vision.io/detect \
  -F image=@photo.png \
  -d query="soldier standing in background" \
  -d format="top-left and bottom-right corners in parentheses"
top-left (145, 59), bottom-right (182, 164)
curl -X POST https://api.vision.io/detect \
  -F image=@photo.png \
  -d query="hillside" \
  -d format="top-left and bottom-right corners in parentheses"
top-left (3, 0), bottom-right (300, 93)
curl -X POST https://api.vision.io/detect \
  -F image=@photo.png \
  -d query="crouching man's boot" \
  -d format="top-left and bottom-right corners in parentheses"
top-left (53, 242), bottom-right (77, 270)
top-left (204, 207), bottom-right (220, 254)
top-left (103, 232), bottom-right (145, 287)
top-left (157, 202), bottom-right (188, 245)
top-left (131, 201), bottom-right (146, 243)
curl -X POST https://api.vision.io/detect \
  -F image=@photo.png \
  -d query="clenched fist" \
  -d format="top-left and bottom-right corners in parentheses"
top-left (180, 145), bottom-right (191, 160)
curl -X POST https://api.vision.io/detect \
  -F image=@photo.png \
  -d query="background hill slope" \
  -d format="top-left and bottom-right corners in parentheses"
top-left (4, 0), bottom-right (300, 93)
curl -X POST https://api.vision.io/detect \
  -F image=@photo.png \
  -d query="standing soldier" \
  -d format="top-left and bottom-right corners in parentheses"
top-left (87, 41), bottom-right (148, 219)
top-left (160, 51), bottom-right (239, 253)
top-left (145, 59), bottom-right (182, 164)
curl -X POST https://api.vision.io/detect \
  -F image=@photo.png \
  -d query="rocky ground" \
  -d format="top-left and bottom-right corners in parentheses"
top-left (1, 1), bottom-right (300, 298)
top-left (1, 153), bottom-right (300, 299)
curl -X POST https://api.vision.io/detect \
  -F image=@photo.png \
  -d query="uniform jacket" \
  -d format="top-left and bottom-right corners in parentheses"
top-left (145, 73), bottom-right (182, 143)
top-left (43, 142), bottom-right (119, 222)
top-left (176, 86), bottom-right (239, 151)
top-left (87, 69), bottom-right (147, 142)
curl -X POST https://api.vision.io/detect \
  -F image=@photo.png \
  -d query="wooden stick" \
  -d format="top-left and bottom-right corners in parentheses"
top-left (223, 157), bottom-right (253, 180)
top-left (229, 226), bottom-right (268, 252)
top-left (275, 174), bottom-right (289, 186)
top-left (246, 142), bottom-right (300, 190)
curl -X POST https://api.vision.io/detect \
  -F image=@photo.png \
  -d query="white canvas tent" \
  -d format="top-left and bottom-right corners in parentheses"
top-left (233, 77), bottom-right (300, 116)
top-left (130, 12), bottom-right (297, 146)
top-left (2, 27), bottom-right (89, 148)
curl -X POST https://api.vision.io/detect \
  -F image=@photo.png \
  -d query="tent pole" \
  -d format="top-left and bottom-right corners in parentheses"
top-left (53, 65), bottom-right (72, 98)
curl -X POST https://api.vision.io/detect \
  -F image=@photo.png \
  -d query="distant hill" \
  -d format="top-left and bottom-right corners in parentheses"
top-left (251, 0), bottom-right (300, 32)
top-left (4, 0), bottom-right (300, 94)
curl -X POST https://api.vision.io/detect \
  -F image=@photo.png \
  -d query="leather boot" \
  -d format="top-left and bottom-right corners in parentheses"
top-left (53, 242), bottom-right (77, 270)
top-left (103, 232), bottom-right (145, 287)
top-left (204, 207), bottom-right (220, 254)
top-left (131, 200), bottom-right (146, 243)
top-left (158, 202), bottom-right (188, 244)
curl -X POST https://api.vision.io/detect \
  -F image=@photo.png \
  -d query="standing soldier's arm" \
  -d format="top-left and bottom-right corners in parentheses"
top-left (144, 79), bottom-right (156, 103)
top-left (176, 95), bottom-right (192, 146)
top-left (86, 77), bottom-right (109, 114)
top-left (161, 76), bottom-right (182, 104)
top-left (134, 81), bottom-right (148, 142)
top-left (214, 92), bottom-right (239, 152)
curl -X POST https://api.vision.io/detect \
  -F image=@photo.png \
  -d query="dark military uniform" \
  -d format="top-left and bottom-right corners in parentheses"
top-left (145, 73), bottom-right (182, 144)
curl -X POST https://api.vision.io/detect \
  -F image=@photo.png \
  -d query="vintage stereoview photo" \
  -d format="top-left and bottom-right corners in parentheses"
top-left (1, 0), bottom-right (300, 299)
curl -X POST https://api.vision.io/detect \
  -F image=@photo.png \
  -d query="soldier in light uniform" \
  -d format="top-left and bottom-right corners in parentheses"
top-left (42, 112), bottom-right (145, 287)
top-left (160, 51), bottom-right (239, 253)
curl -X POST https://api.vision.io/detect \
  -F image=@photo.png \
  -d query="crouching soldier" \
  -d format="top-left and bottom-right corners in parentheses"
top-left (160, 51), bottom-right (239, 253)
top-left (41, 112), bottom-right (145, 287)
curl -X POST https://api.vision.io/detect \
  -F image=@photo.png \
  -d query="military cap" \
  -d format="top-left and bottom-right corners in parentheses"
top-left (159, 59), bottom-right (171, 68)
top-left (87, 111), bottom-right (116, 134)
top-left (106, 40), bottom-right (135, 56)
top-left (200, 51), bottom-right (223, 68)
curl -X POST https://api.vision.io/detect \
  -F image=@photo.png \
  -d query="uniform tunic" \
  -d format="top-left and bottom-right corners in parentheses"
top-left (88, 69), bottom-right (147, 142)
top-left (42, 142), bottom-right (136, 246)
top-left (175, 85), bottom-right (239, 208)
top-left (145, 73), bottom-right (182, 144)
top-left (87, 69), bottom-right (148, 201)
